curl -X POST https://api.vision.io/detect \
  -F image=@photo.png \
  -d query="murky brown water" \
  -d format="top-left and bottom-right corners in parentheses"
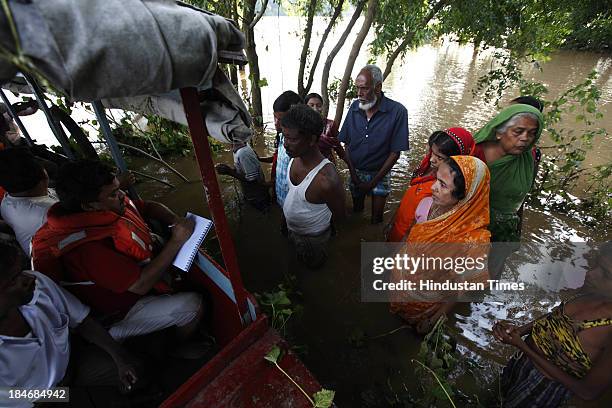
top-left (126, 37), bottom-right (612, 405)
top-left (10, 18), bottom-right (611, 406)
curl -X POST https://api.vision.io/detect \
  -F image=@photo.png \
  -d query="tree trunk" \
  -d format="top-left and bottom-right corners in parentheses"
top-left (297, 0), bottom-right (318, 97)
top-left (249, 0), bottom-right (269, 29)
top-left (229, 65), bottom-right (238, 88)
top-left (333, 0), bottom-right (378, 125)
top-left (243, 0), bottom-right (263, 127)
top-left (321, 0), bottom-right (367, 118)
top-left (231, 0), bottom-right (240, 88)
top-left (302, 0), bottom-right (345, 97)
top-left (382, 0), bottom-right (449, 81)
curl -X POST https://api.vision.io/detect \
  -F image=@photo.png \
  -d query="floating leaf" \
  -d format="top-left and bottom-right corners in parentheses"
top-left (264, 345), bottom-right (281, 364)
top-left (313, 388), bottom-right (335, 408)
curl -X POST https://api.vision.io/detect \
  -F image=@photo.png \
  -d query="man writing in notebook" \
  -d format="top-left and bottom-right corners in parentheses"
top-left (31, 160), bottom-right (205, 344)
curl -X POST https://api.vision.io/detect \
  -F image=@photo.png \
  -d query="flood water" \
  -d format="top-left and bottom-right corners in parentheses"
top-left (9, 16), bottom-right (612, 407)
top-left (132, 32), bottom-right (610, 405)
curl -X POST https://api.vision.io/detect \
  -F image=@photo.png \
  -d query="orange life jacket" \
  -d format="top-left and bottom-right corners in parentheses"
top-left (32, 197), bottom-right (154, 282)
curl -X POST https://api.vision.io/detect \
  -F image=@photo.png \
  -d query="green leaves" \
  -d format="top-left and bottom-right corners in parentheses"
top-left (410, 315), bottom-right (471, 407)
top-left (264, 345), bottom-right (335, 408)
top-left (258, 77), bottom-right (269, 88)
top-left (513, 69), bottom-right (612, 228)
top-left (313, 389), bottom-right (335, 408)
top-left (255, 281), bottom-right (301, 335)
top-left (264, 345), bottom-right (282, 364)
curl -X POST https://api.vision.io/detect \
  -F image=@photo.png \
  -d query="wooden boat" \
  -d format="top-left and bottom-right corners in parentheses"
top-left (0, 15), bottom-right (323, 408)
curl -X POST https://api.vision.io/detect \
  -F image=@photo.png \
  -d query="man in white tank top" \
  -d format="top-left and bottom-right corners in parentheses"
top-left (281, 105), bottom-right (345, 268)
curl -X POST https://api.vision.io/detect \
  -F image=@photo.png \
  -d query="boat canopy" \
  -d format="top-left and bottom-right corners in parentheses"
top-left (0, 0), bottom-right (252, 143)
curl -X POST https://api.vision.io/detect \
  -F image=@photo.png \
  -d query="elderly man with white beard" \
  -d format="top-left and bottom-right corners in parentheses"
top-left (338, 64), bottom-right (409, 224)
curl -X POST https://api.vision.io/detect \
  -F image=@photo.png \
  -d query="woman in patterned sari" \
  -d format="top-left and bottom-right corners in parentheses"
top-left (389, 155), bottom-right (491, 333)
top-left (387, 127), bottom-right (483, 242)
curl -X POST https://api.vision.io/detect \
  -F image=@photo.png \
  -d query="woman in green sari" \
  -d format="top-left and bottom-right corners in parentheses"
top-left (473, 104), bottom-right (544, 241)
top-left (473, 104), bottom-right (544, 276)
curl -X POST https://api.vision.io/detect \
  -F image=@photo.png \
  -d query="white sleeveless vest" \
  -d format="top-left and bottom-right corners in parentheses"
top-left (283, 158), bottom-right (332, 235)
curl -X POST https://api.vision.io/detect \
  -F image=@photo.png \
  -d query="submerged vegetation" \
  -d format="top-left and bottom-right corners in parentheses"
top-left (265, 345), bottom-right (336, 407)
top-left (255, 271), bottom-right (303, 340)
top-left (11, 1), bottom-right (607, 405)
top-left (475, 58), bottom-right (611, 230)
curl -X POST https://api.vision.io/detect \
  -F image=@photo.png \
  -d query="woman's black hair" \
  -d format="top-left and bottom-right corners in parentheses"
top-left (446, 157), bottom-right (466, 200)
top-left (304, 93), bottom-right (323, 105)
top-left (0, 147), bottom-right (46, 193)
top-left (510, 96), bottom-right (544, 112)
top-left (428, 131), bottom-right (462, 157)
top-left (273, 91), bottom-right (303, 113)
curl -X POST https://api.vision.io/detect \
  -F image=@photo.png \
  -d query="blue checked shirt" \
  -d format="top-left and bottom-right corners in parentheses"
top-left (275, 133), bottom-right (290, 207)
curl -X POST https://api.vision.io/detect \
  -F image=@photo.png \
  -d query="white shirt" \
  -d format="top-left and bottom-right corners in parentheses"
top-left (233, 144), bottom-right (264, 182)
top-left (283, 158), bottom-right (332, 236)
top-left (0, 189), bottom-right (58, 255)
top-left (0, 272), bottom-right (90, 407)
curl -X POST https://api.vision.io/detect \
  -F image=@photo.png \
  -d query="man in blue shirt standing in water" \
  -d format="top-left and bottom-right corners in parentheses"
top-left (339, 64), bottom-right (409, 224)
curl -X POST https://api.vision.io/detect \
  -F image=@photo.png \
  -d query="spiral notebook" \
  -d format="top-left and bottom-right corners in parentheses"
top-left (172, 212), bottom-right (214, 272)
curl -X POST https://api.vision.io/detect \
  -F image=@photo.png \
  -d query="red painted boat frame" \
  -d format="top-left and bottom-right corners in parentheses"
top-left (155, 88), bottom-right (321, 407)
top-left (10, 77), bottom-right (321, 407)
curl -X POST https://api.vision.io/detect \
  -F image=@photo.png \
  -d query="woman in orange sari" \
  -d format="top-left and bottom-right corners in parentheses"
top-left (387, 127), bottom-right (483, 242)
top-left (389, 155), bottom-right (491, 333)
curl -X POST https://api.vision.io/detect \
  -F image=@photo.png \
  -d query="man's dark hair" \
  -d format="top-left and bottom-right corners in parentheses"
top-left (0, 148), bottom-right (46, 193)
top-left (273, 91), bottom-right (303, 113)
top-left (305, 93), bottom-right (323, 105)
top-left (0, 239), bottom-right (21, 281)
top-left (446, 157), bottom-right (466, 201)
top-left (428, 131), bottom-right (462, 157)
top-left (280, 105), bottom-right (325, 140)
top-left (511, 96), bottom-right (544, 112)
top-left (55, 160), bottom-right (116, 212)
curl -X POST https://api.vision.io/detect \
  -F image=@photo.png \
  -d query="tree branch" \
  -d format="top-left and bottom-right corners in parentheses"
top-left (116, 143), bottom-right (190, 182)
top-left (297, 0), bottom-right (318, 96)
top-left (321, 0), bottom-right (368, 118)
top-left (249, 0), bottom-right (269, 29)
top-left (382, 0), bottom-right (450, 80)
top-left (304, 0), bottom-right (346, 95)
top-left (333, 0), bottom-right (379, 124)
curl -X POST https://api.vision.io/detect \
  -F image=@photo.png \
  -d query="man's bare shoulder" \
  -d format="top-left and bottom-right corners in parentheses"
top-left (316, 162), bottom-right (342, 191)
